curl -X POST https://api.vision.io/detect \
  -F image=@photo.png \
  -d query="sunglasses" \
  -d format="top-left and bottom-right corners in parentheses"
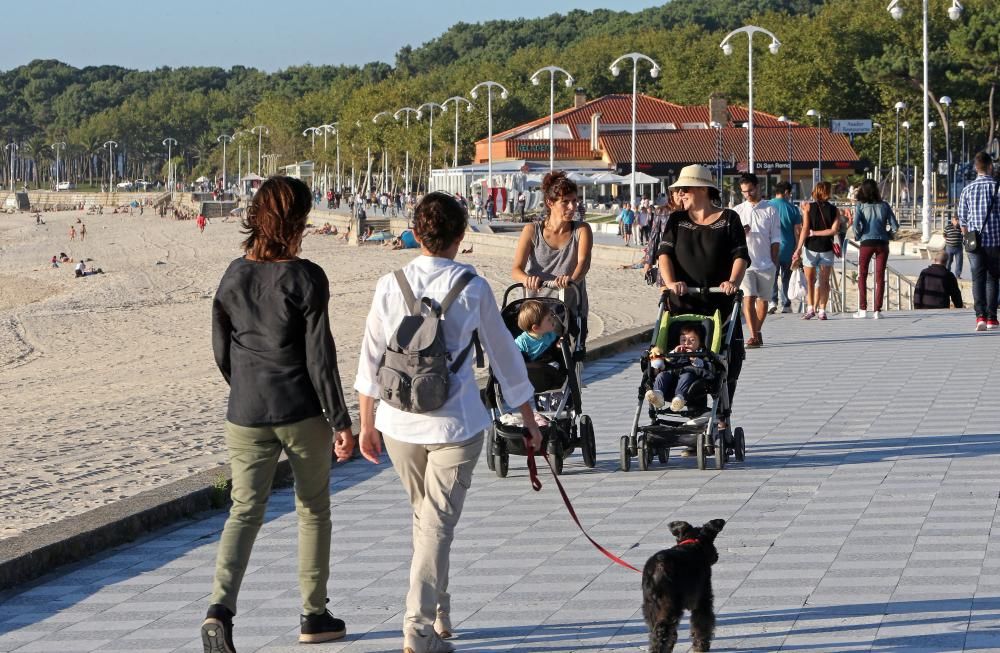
top-left (675, 187), bottom-right (698, 194)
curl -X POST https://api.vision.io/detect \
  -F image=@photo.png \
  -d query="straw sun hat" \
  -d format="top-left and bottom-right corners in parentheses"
top-left (668, 164), bottom-right (716, 189)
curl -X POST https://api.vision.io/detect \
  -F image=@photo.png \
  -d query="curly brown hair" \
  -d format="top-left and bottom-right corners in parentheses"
top-left (413, 192), bottom-right (467, 254)
top-left (541, 170), bottom-right (579, 205)
top-left (241, 176), bottom-right (312, 260)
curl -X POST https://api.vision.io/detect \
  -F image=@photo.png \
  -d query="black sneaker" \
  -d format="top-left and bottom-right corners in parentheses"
top-left (202, 604), bottom-right (236, 653)
top-left (299, 609), bottom-right (346, 644)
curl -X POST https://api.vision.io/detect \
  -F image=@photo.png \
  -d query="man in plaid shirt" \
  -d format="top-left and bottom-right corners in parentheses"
top-left (958, 152), bottom-right (1000, 331)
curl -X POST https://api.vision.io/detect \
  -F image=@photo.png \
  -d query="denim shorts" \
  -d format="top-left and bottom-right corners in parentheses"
top-left (802, 247), bottom-right (835, 268)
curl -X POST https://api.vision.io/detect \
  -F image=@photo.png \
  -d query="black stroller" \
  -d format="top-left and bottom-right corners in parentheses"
top-left (484, 282), bottom-right (596, 476)
top-left (621, 287), bottom-right (746, 472)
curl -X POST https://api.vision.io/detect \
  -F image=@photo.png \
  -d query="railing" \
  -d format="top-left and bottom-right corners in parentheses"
top-left (832, 240), bottom-right (916, 313)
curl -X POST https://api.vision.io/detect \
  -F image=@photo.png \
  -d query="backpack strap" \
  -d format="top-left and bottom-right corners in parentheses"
top-left (393, 269), bottom-right (421, 316)
top-left (439, 271), bottom-right (475, 314)
top-left (449, 330), bottom-right (484, 373)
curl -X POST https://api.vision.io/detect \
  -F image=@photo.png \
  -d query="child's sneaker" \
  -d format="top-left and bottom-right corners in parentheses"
top-left (645, 389), bottom-right (665, 409)
top-left (669, 396), bottom-right (687, 412)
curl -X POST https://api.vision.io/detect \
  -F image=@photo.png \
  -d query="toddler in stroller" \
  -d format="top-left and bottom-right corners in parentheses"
top-left (485, 283), bottom-right (597, 477)
top-left (644, 323), bottom-right (711, 414)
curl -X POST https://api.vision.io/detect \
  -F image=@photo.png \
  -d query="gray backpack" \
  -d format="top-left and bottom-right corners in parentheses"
top-left (377, 269), bottom-right (483, 413)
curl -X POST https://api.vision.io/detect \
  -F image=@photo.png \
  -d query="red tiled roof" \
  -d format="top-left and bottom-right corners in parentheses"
top-left (598, 127), bottom-right (859, 167)
top-left (480, 94), bottom-right (789, 143)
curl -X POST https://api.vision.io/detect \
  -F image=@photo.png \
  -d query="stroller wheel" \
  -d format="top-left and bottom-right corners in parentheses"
top-left (734, 427), bottom-right (746, 462)
top-left (696, 430), bottom-right (706, 471)
top-left (486, 427), bottom-right (496, 471)
top-left (658, 448), bottom-right (669, 465)
top-left (619, 435), bottom-right (631, 472)
top-left (637, 434), bottom-right (651, 471)
top-left (494, 438), bottom-right (509, 478)
top-left (579, 415), bottom-right (597, 468)
top-left (547, 440), bottom-right (564, 476)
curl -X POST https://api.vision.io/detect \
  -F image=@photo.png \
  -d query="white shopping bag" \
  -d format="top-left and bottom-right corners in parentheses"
top-left (788, 268), bottom-right (807, 301)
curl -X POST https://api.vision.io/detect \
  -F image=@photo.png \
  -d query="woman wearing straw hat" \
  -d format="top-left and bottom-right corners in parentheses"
top-left (656, 165), bottom-right (749, 446)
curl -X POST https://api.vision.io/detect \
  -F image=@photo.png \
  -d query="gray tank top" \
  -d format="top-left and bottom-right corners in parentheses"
top-left (526, 221), bottom-right (588, 316)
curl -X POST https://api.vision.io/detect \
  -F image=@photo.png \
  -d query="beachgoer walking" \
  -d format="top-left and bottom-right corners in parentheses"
top-left (473, 194), bottom-right (483, 223)
top-left (515, 191), bottom-right (526, 222)
top-left (958, 152), bottom-right (1000, 331)
top-left (203, 176), bottom-right (354, 653)
top-left (485, 195), bottom-right (496, 222)
top-left (852, 179), bottom-right (898, 319)
top-left (512, 170), bottom-right (594, 345)
top-left (734, 173), bottom-right (780, 348)
top-left (69, 225), bottom-right (76, 241)
top-left (197, 213), bottom-right (207, 234)
top-left (80, 223), bottom-right (87, 241)
top-left (792, 182), bottom-right (840, 320)
top-left (944, 215), bottom-right (964, 278)
top-left (769, 182), bottom-right (802, 313)
top-left (620, 203), bottom-right (636, 247)
top-left (355, 192), bottom-right (542, 653)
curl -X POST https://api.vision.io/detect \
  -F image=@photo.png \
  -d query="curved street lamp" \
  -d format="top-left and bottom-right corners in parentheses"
top-left (887, 0), bottom-right (963, 240)
top-left (530, 66), bottom-right (574, 172)
top-left (470, 81), bottom-right (510, 193)
top-left (894, 101), bottom-right (907, 206)
top-left (103, 140), bottom-right (118, 192)
top-left (805, 109), bottom-right (822, 185)
top-left (4, 142), bottom-right (17, 192)
top-left (50, 141), bottom-right (66, 189)
top-left (720, 26), bottom-right (781, 174)
top-left (903, 120), bottom-right (912, 191)
top-left (441, 96), bottom-right (474, 169)
top-left (418, 102), bottom-right (446, 192)
top-left (217, 134), bottom-right (233, 190)
top-left (317, 123), bottom-right (338, 194)
top-left (373, 111), bottom-right (393, 194)
top-left (957, 120), bottom-right (967, 171)
top-left (872, 121), bottom-right (883, 181)
top-left (251, 126), bottom-right (269, 176)
top-left (394, 108), bottom-right (419, 194)
top-left (777, 116), bottom-right (793, 184)
top-left (940, 95), bottom-right (953, 207)
top-left (162, 137), bottom-right (177, 192)
top-left (609, 52), bottom-right (660, 209)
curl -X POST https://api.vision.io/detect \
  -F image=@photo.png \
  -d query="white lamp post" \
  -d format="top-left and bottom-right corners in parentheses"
top-left (903, 120), bottom-right (912, 187)
top-left (162, 137), bottom-right (177, 193)
top-left (872, 121), bottom-right (884, 181)
top-left (393, 108), bottom-right (419, 194)
top-left (104, 140), bottom-right (118, 192)
top-left (806, 109), bottom-right (822, 183)
top-left (251, 125), bottom-right (268, 175)
top-left (441, 96), bottom-right (474, 168)
top-left (373, 111), bottom-right (393, 194)
top-left (609, 53), bottom-right (660, 210)
top-left (777, 115), bottom-right (793, 184)
top-left (940, 95), bottom-right (953, 207)
top-left (888, 0), bottom-right (964, 241)
top-left (720, 27), bottom-right (781, 175)
top-left (894, 101), bottom-right (907, 207)
top-left (957, 120), bottom-right (967, 170)
top-left (4, 142), bottom-right (17, 192)
top-left (50, 141), bottom-right (66, 189)
top-left (530, 66), bottom-right (574, 172)
top-left (302, 126), bottom-right (320, 189)
top-left (318, 124), bottom-right (337, 194)
top-left (470, 81), bottom-right (510, 193)
top-left (417, 102), bottom-right (446, 192)
top-left (709, 121), bottom-right (724, 189)
top-left (217, 134), bottom-right (232, 191)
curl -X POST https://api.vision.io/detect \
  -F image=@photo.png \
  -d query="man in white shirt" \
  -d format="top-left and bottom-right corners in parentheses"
top-left (734, 173), bottom-right (780, 348)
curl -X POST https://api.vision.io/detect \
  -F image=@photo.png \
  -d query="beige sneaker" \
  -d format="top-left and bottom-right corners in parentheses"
top-left (403, 631), bottom-right (455, 653)
top-left (645, 389), bottom-right (665, 409)
top-left (669, 396), bottom-right (686, 412)
top-left (434, 612), bottom-right (453, 639)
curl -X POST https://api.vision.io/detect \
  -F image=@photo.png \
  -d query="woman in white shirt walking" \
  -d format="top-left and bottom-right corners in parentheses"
top-left (355, 192), bottom-right (542, 653)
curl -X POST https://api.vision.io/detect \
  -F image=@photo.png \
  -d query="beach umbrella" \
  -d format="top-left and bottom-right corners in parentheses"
top-left (590, 171), bottom-right (627, 184)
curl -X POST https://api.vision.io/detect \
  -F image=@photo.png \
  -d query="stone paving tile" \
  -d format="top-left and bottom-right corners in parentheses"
top-left (2, 310), bottom-right (1000, 652)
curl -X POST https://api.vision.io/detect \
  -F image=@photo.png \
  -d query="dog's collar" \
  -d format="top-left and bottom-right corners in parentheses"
top-left (677, 538), bottom-right (699, 547)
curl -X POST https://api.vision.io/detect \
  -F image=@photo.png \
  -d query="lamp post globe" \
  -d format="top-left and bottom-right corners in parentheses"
top-left (609, 52), bottom-right (660, 210)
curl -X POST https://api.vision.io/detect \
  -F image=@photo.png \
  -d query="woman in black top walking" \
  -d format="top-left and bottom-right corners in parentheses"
top-left (203, 176), bottom-right (354, 653)
top-left (657, 165), bottom-right (749, 448)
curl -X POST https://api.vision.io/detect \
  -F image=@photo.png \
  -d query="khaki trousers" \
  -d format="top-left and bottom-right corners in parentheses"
top-left (383, 432), bottom-right (484, 635)
top-left (211, 415), bottom-right (332, 615)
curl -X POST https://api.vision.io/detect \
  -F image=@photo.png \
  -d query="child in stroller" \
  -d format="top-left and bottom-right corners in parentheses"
top-left (644, 323), bottom-right (711, 413)
top-left (486, 283), bottom-right (597, 477)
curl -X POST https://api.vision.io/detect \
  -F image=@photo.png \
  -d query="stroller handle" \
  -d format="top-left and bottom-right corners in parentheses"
top-left (503, 280), bottom-right (581, 307)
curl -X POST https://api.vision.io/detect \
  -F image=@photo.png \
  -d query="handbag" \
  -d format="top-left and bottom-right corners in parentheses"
top-left (832, 241), bottom-right (843, 258)
top-left (788, 268), bottom-right (807, 301)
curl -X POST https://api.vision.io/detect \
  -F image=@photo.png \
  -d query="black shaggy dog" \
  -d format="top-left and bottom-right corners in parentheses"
top-left (641, 519), bottom-right (726, 653)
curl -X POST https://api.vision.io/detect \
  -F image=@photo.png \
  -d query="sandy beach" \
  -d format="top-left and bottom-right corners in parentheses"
top-left (0, 209), bottom-right (660, 540)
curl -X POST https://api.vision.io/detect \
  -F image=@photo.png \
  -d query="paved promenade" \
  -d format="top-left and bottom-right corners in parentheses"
top-left (2, 309), bottom-right (999, 652)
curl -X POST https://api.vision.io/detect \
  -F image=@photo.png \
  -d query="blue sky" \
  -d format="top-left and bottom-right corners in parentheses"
top-left (3, 0), bottom-right (665, 71)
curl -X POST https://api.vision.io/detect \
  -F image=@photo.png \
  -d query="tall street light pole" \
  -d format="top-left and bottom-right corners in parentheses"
top-left (778, 116), bottom-right (793, 184)
top-left (418, 102), bottom-right (446, 192)
top-left (217, 134), bottom-right (233, 191)
top-left (888, 0), bottom-right (964, 241)
top-left (104, 140), bottom-right (118, 192)
top-left (162, 137), bottom-right (177, 193)
top-left (957, 120), bottom-right (967, 170)
top-left (50, 142), bottom-right (66, 189)
top-left (393, 108), bottom-right (419, 195)
top-left (940, 95), bottom-right (953, 208)
top-left (530, 66), bottom-right (574, 172)
top-left (720, 26), bottom-right (781, 175)
top-left (251, 125), bottom-right (268, 175)
top-left (442, 96), bottom-right (473, 168)
top-left (5, 143), bottom-right (17, 192)
top-left (709, 121), bottom-right (724, 189)
top-left (609, 53), bottom-right (660, 210)
top-left (302, 126), bottom-right (319, 188)
top-left (872, 122), bottom-right (883, 181)
top-left (318, 124), bottom-right (337, 194)
top-left (894, 101), bottom-right (906, 207)
top-left (806, 109), bottom-right (822, 185)
top-left (373, 111), bottom-right (393, 194)
top-left (232, 132), bottom-right (243, 194)
top-left (903, 121), bottom-right (911, 188)
top-left (470, 81), bottom-right (510, 195)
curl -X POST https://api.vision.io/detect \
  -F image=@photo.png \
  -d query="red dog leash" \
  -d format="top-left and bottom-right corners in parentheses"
top-left (524, 438), bottom-right (642, 574)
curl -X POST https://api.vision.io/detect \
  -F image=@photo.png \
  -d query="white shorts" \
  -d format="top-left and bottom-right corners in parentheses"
top-left (741, 268), bottom-right (776, 298)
